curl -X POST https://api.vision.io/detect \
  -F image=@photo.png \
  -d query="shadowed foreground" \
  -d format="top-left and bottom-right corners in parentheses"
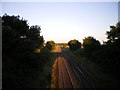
top-left (51, 45), bottom-right (96, 89)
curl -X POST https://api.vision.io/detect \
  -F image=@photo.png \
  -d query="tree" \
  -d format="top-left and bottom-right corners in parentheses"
top-left (68, 39), bottom-right (81, 51)
top-left (83, 36), bottom-right (100, 50)
top-left (106, 22), bottom-right (120, 43)
top-left (27, 25), bottom-right (41, 39)
top-left (46, 40), bottom-right (56, 50)
top-left (83, 36), bottom-right (100, 56)
top-left (2, 14), bottom-right (29, 56)
top-left (27, 25), bottom-right (44, 49)
top-left (2, 14), bottom-right (48, 88)
top-left (2, 14), bottom-right (29, 38)
top-left (104, 22), bottom-right (120, 75)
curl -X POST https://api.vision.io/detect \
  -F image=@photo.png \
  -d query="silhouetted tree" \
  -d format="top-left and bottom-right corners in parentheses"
top-left (68, 39), bottom-right (81, 51)
top-left (46, 40), bottom-right (56, 50)
top-left (2, 14), bottom-right (49, 88)
top-left (83, 36), bottom-right (100, 50)
top-left (82, 36), bottom-right (100, 57)
top-left (102, 22), bottom-right (120, 76)
top-left (106, 22), bottom-right (120, 43)
top-left (81, 23), bottom-right (120, 77)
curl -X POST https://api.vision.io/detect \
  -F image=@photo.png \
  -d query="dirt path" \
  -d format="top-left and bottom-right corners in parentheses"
top-left (51, 45), bottom-right (96, 89)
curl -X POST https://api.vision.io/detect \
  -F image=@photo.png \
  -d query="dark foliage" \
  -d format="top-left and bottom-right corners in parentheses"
top-left (68, 22), bottom-right (120, 78)
top-left (83, 36), bottom-right (101, 57)
top-left (46, 40), bottom-right (56, 51)
top-left (2, 14), bottom-right (51, 88)
top-left (68, 39), bottom-right (81, 51)
top-left (90, 22), bottom-right (120, 77)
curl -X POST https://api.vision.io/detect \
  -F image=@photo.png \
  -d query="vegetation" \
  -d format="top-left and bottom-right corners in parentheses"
top-left (2, 14), bottom-right (55, 88)
top-left (2, 13), bottom-right (120, 88)
top-left (103, 22), bottom-right (120, 76)
top-left (68, 39), bottom-right (81, 51)
top-left (67, 22), bottom-right (120, 88)
top-left (46, 40), bottom-right (56, 51)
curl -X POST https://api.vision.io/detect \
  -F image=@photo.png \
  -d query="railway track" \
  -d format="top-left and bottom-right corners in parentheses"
top-left (62, 51), bottom-right (96, 89)
top-left (57, 52), bottom-right (81, 89)
top-left (52, 46), bottom-right (96, 89)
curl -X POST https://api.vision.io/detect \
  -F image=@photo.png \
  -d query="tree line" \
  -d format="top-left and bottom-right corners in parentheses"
top-left (68, 22), bottom-right (120, 78)
top-left (2, 14), bottom-right (56, 88)
top-left (2, 14), bottom-right (119, 88)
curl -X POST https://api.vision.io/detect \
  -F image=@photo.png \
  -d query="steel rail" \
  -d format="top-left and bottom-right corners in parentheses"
top-left (60, 53), bottom-right (76, 89)
top-left (62, 52), bottom-right (96, 89)
top-left (61, 53), bottom-right (85, 88)
top-left (57, 53), bottom-right (65, 89)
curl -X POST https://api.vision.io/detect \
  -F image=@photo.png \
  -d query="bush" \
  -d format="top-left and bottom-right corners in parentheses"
top-left (2, 14), bottom-right (51, 88)
top-left (68, 39), bottom-right (81, 51)
top-left (46, 40), bottom-right (56, 51)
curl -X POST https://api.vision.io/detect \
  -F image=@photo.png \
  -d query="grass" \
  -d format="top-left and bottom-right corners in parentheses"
top-left (50, 58), bottom-right (58, 88)
top-left (63, 48), bottom-right (118, 88)
top-left (43, 50), bottom-right (57, 88)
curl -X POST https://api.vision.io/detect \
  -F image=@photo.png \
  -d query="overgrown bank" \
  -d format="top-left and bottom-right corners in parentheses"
top-left (2, 14), bottom-right (56, 88)
top-left (63, 48), bottom-right (118, 88)
top-left (65, 22), bottom-right (120, 88)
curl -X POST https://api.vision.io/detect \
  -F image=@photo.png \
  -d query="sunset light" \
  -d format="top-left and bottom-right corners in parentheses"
top-left (1, 1), bottom-right (118, 43)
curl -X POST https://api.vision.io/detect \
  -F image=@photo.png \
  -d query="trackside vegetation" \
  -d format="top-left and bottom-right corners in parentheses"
top-left (2, 14), bottom-right (56, 88)
top-left (46, 40), bottom-right (56, 51)
top-left (2, 14), bottom-right (120, 88)
top-left (68, 39), bottom-right (81, 51)
top-left (67, 22), bottom-right (120, 88)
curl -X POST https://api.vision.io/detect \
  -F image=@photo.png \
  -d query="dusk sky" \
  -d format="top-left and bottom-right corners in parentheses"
top-left (1, 0), bottom-right (119, 43)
